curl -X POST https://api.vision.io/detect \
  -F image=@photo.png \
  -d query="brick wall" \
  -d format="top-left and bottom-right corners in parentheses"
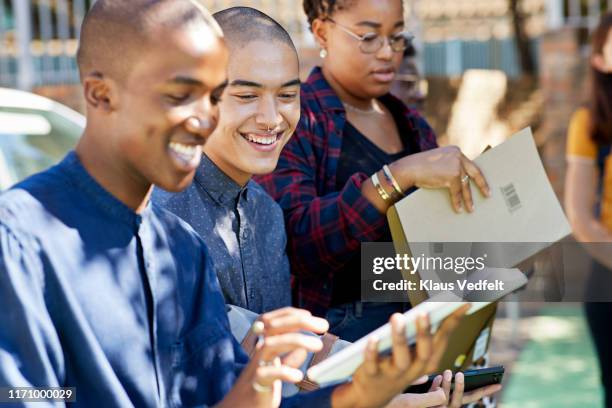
top-left (536, 27), bottom-right (588, 198)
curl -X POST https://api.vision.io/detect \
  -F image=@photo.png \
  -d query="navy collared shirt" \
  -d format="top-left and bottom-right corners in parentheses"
top-left (0, 152), bottom-right (333, 407)
top-left (153, 154), bottom-right (291, 314)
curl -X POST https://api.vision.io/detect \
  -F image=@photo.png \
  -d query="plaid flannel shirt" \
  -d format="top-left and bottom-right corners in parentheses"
top-left (255, 67), bottom-right (438, 317)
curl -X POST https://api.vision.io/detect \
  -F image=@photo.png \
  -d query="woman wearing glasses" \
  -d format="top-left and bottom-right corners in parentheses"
top-left (257, 0), bottom-right (490, 341)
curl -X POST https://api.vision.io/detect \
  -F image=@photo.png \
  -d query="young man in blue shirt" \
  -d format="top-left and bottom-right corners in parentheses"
top-left (0, 1), bottom-right (469, 407)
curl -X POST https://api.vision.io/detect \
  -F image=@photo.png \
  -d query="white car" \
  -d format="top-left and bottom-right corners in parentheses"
top-left (0, 87), bottom-right (85, 190)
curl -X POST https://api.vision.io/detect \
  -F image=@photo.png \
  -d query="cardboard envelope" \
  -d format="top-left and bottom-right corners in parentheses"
top-left (390, 127), bottom-right (570, 245)
top-left (387, 127), bottom-right (571, 371)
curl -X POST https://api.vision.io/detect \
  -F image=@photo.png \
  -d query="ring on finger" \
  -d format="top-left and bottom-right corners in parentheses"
top-left (252, 380), bottom-right (273, 393)
top-left (251, 320), bottom-right (265, 335)
top-left (461, 174), bottom-right (470, 184)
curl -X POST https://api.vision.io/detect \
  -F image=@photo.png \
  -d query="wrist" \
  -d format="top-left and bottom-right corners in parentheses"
top-left (331, 382), bottom-right (360, 408)
top-left (389, 156), bottom-right (416, 192)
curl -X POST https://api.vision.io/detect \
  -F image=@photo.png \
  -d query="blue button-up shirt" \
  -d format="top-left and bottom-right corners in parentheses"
top-left (153, 154), bottom-right (291, 314)
top-left (0, 152), bottom-right (333, 407)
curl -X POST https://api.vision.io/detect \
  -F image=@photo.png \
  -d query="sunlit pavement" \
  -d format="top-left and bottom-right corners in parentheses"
top-left (492, 304), bottom-right (603, 407)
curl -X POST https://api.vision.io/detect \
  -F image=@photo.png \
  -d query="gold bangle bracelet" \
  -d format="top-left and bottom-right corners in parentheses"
top-left (382, 164), bottom-right (404, 198)
top-left (371, 172), bottom-right (390, 201)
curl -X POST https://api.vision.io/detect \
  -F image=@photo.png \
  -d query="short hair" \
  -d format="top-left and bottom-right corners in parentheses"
top-left (213, 6), bottom-right (296, 54)
top-left (77, 0), bottom-right (222, 82)
top-left (303, 0), bottom-right (355, 28)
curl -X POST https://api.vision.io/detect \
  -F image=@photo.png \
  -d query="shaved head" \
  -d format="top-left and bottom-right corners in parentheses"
top-left (75, 0), bottom-right (229, 203)
top-left (212, 7), bottom-right (296, 55)
top-left (77, 0), bottom-right (223, 82)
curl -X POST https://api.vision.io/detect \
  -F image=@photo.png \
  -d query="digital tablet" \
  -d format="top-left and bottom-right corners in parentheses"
top-left (306, 294), bottom-right (491, 385)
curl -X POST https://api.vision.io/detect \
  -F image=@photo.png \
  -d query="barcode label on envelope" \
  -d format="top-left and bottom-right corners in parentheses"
top-left (501, 183), bottom-right (522, 213)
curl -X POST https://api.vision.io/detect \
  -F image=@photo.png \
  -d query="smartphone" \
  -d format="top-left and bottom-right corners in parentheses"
top-left (405, 366), bottom-right (505, 394)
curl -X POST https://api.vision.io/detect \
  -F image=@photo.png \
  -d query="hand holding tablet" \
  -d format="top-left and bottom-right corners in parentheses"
top-left (328, 304), bottom-right (471, 408)
top-left (308, 296), bottom-right (492, 386)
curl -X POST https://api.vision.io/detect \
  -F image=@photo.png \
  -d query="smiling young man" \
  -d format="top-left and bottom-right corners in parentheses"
top-left (151, 7), bottom-right (328, 397)
top-left (153, 7), bottom-right (301, 314)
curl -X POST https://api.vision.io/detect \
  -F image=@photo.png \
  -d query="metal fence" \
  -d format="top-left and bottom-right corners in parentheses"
top-left (0, 0), bottom-right (610, 89)
top-left (422, 38), bottom-right (540, 78)
top-left (547, 0), bottom-right (612, 29)
top-left (0, 0), bottom-right (314, 90)
top-left (0, 0), bottom-right (93, 89)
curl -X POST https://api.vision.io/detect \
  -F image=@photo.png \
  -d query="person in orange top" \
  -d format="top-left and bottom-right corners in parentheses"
top-left (565, 12), bottom-right (612, 407)
top-left (566, 108), bottom-right (612, 232)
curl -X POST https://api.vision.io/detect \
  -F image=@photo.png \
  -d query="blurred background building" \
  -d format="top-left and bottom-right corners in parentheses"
top-left (1, 0), bottom-right (607, 157)
top-left (0, 0), bottom-right (608, 88)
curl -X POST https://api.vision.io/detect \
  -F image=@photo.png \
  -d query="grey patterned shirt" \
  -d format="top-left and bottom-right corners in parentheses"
top-left (152, 154), bottom-right (291, 314)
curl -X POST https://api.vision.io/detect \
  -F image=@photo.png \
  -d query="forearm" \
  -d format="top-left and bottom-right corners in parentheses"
top-left (361, 155), bottom-right (418, 214)
top-left (574, 219), bottom-right (612, 268)
top-left (286, 174), bottom-right (387, 277)
top-left (568, 211), bottom-right (612, 268)
top-left (572, 216), bottom-right (612, 242)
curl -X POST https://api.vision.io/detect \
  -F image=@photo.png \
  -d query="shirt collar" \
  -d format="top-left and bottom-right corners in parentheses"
top-left (194, 153), bottom-right (247, 205)
top-left (305, 66), bottom-right (346, 113)
top-left (59, 151), bottom-right (149, 228)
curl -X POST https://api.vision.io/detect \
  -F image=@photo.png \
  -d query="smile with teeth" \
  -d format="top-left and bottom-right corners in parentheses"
top-left (168, 142), bottom-right (201, 162)
top-left (241, 133), bottom-right (281, 146)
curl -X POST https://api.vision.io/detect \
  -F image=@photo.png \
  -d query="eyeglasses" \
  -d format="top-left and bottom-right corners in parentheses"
top-left (326, 18), bottom-right (414, 54)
